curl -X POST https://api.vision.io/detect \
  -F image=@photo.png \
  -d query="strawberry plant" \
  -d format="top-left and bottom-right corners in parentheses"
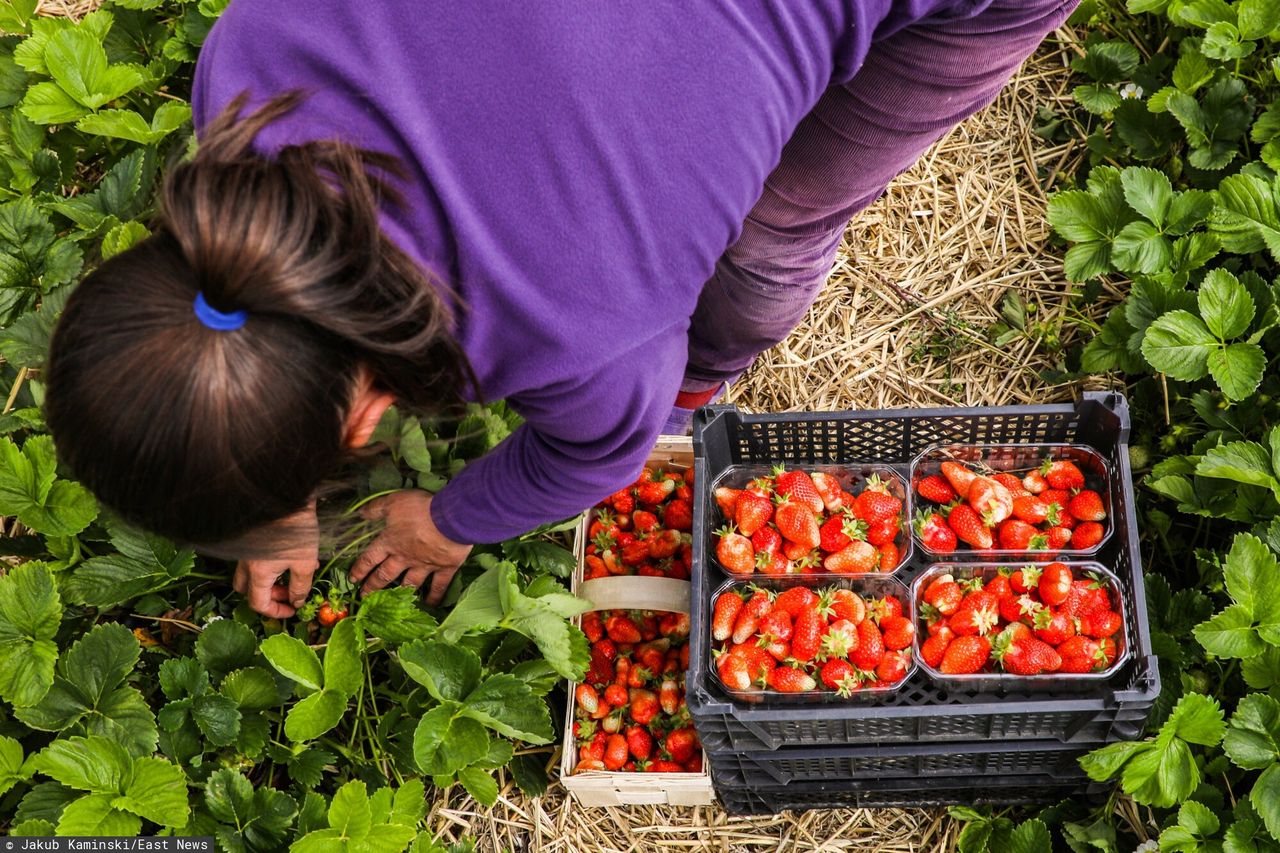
top-left (0, 3), bottom-right (589, 846)
top-left (954, 0), bottom-right (1280, 848)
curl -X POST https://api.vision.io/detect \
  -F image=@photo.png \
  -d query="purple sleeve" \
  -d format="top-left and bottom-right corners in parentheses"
top-left (429, 327), bottom-right (687, 544)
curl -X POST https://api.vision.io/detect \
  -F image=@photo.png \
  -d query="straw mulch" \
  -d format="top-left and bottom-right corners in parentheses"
top-left (432, 31), bottom-right (1107, 853)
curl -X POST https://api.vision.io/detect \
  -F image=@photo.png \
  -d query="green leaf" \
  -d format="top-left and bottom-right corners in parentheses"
top-left (1064, 241), bottom-right (1114, 281)
top-left (1173, 49), bottom-right (1214, 93)
top-left (1254, 103), bottom-right (1280, 145)
top-left (328, 779), bottom-right (373, 841)
top-left (1048, 190), bottom-right (1112, 241)
top-left (460, 674), bottom-right (553, 743)
top-left (1238, 0), bottom-right (1280, 38)
top-left (1071, 40), bottom-right (1140, 82)
top-left (1225, 534), bottom-right (1278, 613)
top-left (322, 617), bottom-right (362, 698)
top-left (1122, 166), bottom-right (1174, 226)
top-left (286, 747), bottom-right (334, 789)
top-left (1203, 21), bottom-right (1253, 60)
top-left (356, 587), bottom-right (437, 644)
top-left (1252, 764), bottom-right (1280, 840)
top-left (1170, 693), bottom-right (1227, 746)
top-left (1211, 174), bottom-right (1280, 262)
top-left (32, 736), bottom-right (131, 793)
top-left (21, 81), bottom-right (88, 124)
top-left (219, 667), bottom-right (281, 712)
top-left (1208, 344), bottom-right (1267, 401)
top-left (117, 757), bottom-right (189, 827)
top-left (1198, 444), bottom-right (1278, 494)
top-left (57, 793), bottom-right (140, 836)
top-left (509, 752), bottom-right (549, 797)
top-left (261, 633), bottom-right (323, 693)
top-left (9, 819), bottom-right (56, 836)
top-left (196, 618), bottom-right (257, 678)
top-left (284, 690), bottom-right (347, 743)
top-left (398, 640), bottom-right (481, 703)
top-left (205, 769), bottom-right (297, 850)
top-left (1074, 83), bottom-right (1122, 115)
top-left (192, 694), bottom-right (240, 746)
top-left (43, 28), bottom-right (143, 109)
top-left (1007, 820), bottom-right (1053, 853)
top-left (100, 220), bottom-right (148, 259)
top-left (1112, 220), bottom-right (1174, 274)
top-left (76, 100), bottom-right (190, 144)
top-left (0, 736), bottom-right (26, 797)
top-left (1162, 801), bottom-right (1222, 850)
top-left (1123, 737), bottom-right (1199, 807)
top-left (65, 519), bottom-right (195, 608)
top-left (1175, 0), bottom-right (1236, 27)
top-left (438, 564), bottom-right (506, 640)
top-left (1242, 647), bottom-right (1280, 690)
top-left (1142, 310), bottom-right (1216, 380)
top-left (1200, 269), bottom-right (1256, 340)
top-left (0, 560), bottom-right (60, 707)
top-left (0, 435), bottom-right (97, 536)
top-left (1223, 694), bottom-right (1280, 770)
top-left (1080, 740), bottom-right (1146, 781)
top-left (456, 766), bottom-right (499, 807)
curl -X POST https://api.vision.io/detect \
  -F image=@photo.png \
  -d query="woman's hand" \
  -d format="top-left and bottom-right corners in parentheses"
top-left (349, 490), bottom-right (473, 605)
top-left (232, 503), bottom-right (320, 618)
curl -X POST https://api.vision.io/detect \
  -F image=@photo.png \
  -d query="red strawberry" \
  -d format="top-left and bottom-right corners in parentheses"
top-left (810, 472), bottom-right (846, 512)
top-left (824, 588), bottom-right (866, 623)
top-left (820, 658), bottom-right (857, 691)
top-left (924, 575), bottom-right (963, 616)
top-left (775, 497), bottom-right (820, 550)
top-left (968, 477), bottom-right (1013, 526)
top-left (751, 525), bottom-right (783, 557)
top-left (740, 645), bottom-right (778, 682)
top-left (712, 591), bottom-right (744, 642)
top-left (1033, 609), bottom-right (1076, 646)
top-left (758, 609), bottom-right (793, 642)
top-left (940, 461), bottom-right (978, 498)
top-left (773, 466), bottom-right (826, 514)
top-left (823, 540), bottom-right (878, 573)
top-left (582, 611), bottom-right (604, 643)
top-left (1012, 495), bottom-right (1050, 525)
top-left (783, 538), bottom-right (812, 562)
top-left (855, 477), bottom-right (902, 524)
top-left (1097, 637), bottom-right (1119, 667)
top-left (1076, 580), bottom-right (1112, 619)
top-left (1044, 527), bottom-right (1073, 551)
top-left (880, 615), bottom-right (916, 650)
top-left (603, 733), bottom-right (629, 770)
top-left (1057, 636), bottom-right (1103, 673)
top-left (715, 525), bottom-right (755, 574)
top-left (1072, 521), bottom-right (1105, 550)
top-left (635, 477), bottom-right (675, 507)
top-left (756, 550), bottom-right (793, 575)
top-left (993, 472), bottom-right (1027, 494)
top-left (940, 635), bottom-right (990, 674)
top-left (758, 636), bottom-right (790, 662)
top-left (950, 591), bottom-right (999, 636)
top-left (916, 474), bottom-right (957, 504)
top-left (629, 688), bottom-right (658, 725)
top-left (1040, 488), bottom-right (1070, 508)
top-left (662, 499), bottom-right (693, 531)
top-left (647, 529), bottom-right (682, 560)
top-left (718, 654), bottom-right (751, 690)
top-left (768, 666), bottom-right (817, 693)
top-left (999, 637), bottom-right (1061, 676)
top-left (1039, 563), bottom-right (1073, 606)
top-left (791, 607), bottom-right (824, 663)
top-left (603, 683), bottom-right (628, 708)
top-left (1079, 610), bottom-right (1122, 639)
top-left (999, 592), bottom-right (1042, 625)
top-left (874, 594), bottom-right (904, 622)
top-left (745, 477), bottom-right (774, 498)
top-left (820, 618), bottom-right (859, 659)
top-left (1067, 490), bottom-right (1106, 522)
top-left (986, 573), bottom-right (1014, 600)
top-left (664, 728), bottom-right (699, 764)
top-left (915, 511), bottom-right (958, 554)
top-left (606, 614), bottom-right (642, 644)
top-left (715, 487), bottom-right (741, 519)
top-left (865, 516), bottom-right (900, 547)
top-left (876, 650), bottom-right (910, 684)
top-left (731, 608), bottom-right (762, 647)
top-left (877, 541), bottom-right (900, 572)
top-left (770, 587), bottom-right (815, 618)
top-left (575, 683), bottom-right (600, 714)
top-left (818, 513), bottom-right (854, 553)
top-left (849, 620), bottom-right (885, 671)
top-left (609, 489), bottom-right (635, 515)
top-left (920, 627), bottom-right (953, 668)
top-left (998, 519), bottom-right (1046, 551)
top-left (649, 759), bottom-right (683, 773)
top-left (626, 726), bottom-right (653, 761)
top-left (1043, 459), bottom-right (1085, 491)
top-left (734, 492), bottom-right (773, 537)
top-left (1010, 565), bottom-right (1041, 594)
top-left (1022, 470), bottom-right (1048, 494)
top-left (947, 504), bottom-right (993, 549)
top-left (631, 510), bottom-right (659, 533)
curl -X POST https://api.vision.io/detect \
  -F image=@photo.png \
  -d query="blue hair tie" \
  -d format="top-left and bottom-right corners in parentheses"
top-left (194, 292), bottom-right (247, 331)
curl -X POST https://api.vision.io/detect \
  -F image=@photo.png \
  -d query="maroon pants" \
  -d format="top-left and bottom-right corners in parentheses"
top-left (679, 0), bottom-right (1079, 403)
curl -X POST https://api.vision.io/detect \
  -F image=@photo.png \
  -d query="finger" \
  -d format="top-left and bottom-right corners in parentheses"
top-left (362, 556), bottom-right (408, 595)
top-left (271, 584), bottom-right (292, 602)
top-left (400, 565), bottom-right (430, 591)
top-left (350, 542), bottom-right (390, 584)
top-left (288, 561), bottom-right (318, 607)
top-left (360, 495), bottom-right (391, 521)
top-left (426, 569), bottom-right (453, 607)
top-left (248, 567), bottom-right (295, 619)
top-left (233, 562), bottom-right (248, 595)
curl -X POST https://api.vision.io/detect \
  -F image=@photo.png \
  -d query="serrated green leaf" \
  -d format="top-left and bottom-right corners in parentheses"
top-left (100, 220), bottom-right (147, 259)
top-left (1198, 444), bottom-right (1278, 493)
top-left (322, 617), bottom-right (362, 698)
top-left (21, 81), bottom-right (88, 124)
top-left (219, 667), bottom-right (280, 712)
top-left (1048, 190), bottom-right (1112, 242)
top-left (158, 657), bottom-right (207, 701)
top-left (117, 757), bottom-right (189, 827)
top-left (460, 674), bottom-right (553, 743)
top-left (196, 618), bottom-right (257, 678)
top-left (0, 560), bottom-right (60, 707)
top-left (1080, 740), bottom-right (1146, 781)
top-left (1006, 820), bottom-right (1052, 853)
top-left (1203, 21), bottom-right (1253, 60)
top-left (261, 633), bottom-right (323, 693)
top-left (9, 818), bottom-right (56, 836)
top-left (1063, 241), bottom-right (1114, 281)
top-left (1208, 343), bottom-right (1267, 401)
top-left (284, 690), bottom-right (347, 743)
top-left (1200, 269), bottom-right (1256, 340)
top-left (1122, 736), bottom-right (1198, 807)
top-left (287, 747), bottom-right (334, 789)
top-left (1173, 49), bottom-right (1214, 93)
top-left (1252, 764), bottom-right (1280, 840)
top-left (1122, 166), bottom-right (1174, 226)
top-left (0, 435), bottom-right (96, 537)
top-left (456, 766), bottom-right (498, 807)
top-left (1176, 0), bottom-right (1237, 29)
top-left (398, 640), bottom-right (481, 702)
top-left (192, 694), bottom-right (240, 746)
top-left (356, 587), bottom-right (437, 645)
top-left (1238, 0), bottom-right (1280, 38)
top-left (502, 539), bottom-right (575, 578)
top-left (1074, 83), bottom-right (1123, 115)
top-left (1242, 647), bottom-right (1280, 690)
top-left (1112, 220), bottom-right (1174, 274)
top-left (0, 735), bottom-right (26, 797)
top-left (1142, 310), bottom-right (1216, 379)
top-left (57, 793), bottom-right (140, 836)
top-left (1211, 174), bottom-right (1280, 262)
top-left (205, 768), bottom-right (298, 849)
top-left (1224, 694), bottom-right (1280, 770)
top-left (32, 736), bottom-right (131, 794)
top-left (1170, 693), bottom-right (1227, 746)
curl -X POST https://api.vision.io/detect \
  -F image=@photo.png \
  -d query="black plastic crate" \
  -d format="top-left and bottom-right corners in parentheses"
top-left (709, 739), bottom-right (1091, 786)
top-left (713, 773), bottom-right (1110, 816)
top-left (688, 392), bottom-right (1158, 751)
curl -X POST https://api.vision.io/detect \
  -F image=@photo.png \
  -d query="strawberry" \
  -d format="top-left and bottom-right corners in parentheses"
top-left (791, 607), bottom-right (824, 662)
top-left (920, 627), bottom-right (953, 668)
top-left (635, 477), bottom-right (675, 507)
top-left (631, 510), bottom-right (660, 533)
top-left (758, 636), bottom-right (790, 662)
top-left (998, 637), bottom-right (1061, 676)
top-left (1022, 470), bottom-right (1048, 494)
top-left (1057, 635), bottom-right (1103, 673)
top-left (609, 489), bottom-right (635, 515)
top-left (818, 513), bottom-right (856, 553)
top-left (746, 476), bottom-right (775, 498)
top-left (649, 759), bottom-right (684, 773)
top-left (734, 491), bottom-right (774, 537)
top-left (1039, 563), bottom-right (1073, 606)
top-left (712, 591), bottom-right (744, 642)
top-left (783, 538), bottom-right (813, 562)
top-left (767, 666), bottom-right (817, 693)
top-left (940, 460), bottom-right (978, 499)
top-left (626, 726), bottom-right (653, 761)
top-left (877, 541), bottom-right (900, 572)
top-left (986, 573), bottom-right (1014, 599)
top-left (1033, 609), bottom-right (1076, 646)
top-left (662, 499), bottom-right (693, 531)
top-left (774, 587), bottom-right (818, 617)
top-left (915, 510), bottom-right (958, 554)
top-left (605, 614), bottom-right (642, 644)
top-left (993, 472), bottom-right (1027, 494)
top-left (855, 477), bottom-right (902, 524)
top-left (1072, 521), bottom-right (1105, 550)
top-left (820, 658), bottom-right (857, 690)
top-left (916, 474), bottom-right (957, 505)
top-left (1097, 637), bottom-right (1119, 667)
top-left (968, 477), bottom-right (1013, 526)
top-left (603, 734), bottom-right (629, 770)
top-left (1076, 580), bottom-right (1112, 619)
top-left (824, 588), bottom-right (867, 623)
top-left (823, 540), bottom-right (878, 573)
top-left (874, 595), bottom-right (904, 622)
top-left (603, 683), bottom-right (628, 708)
top-left (648, 529), bottom-right (684, 560)
top-left (1078, 609), bottom-right (1122, 639)
top-left (1040, 488), bottom-right (1070, 509)
top-left (810, 472), bottom-right (846, 512)
top-left (758, 609), bottom-right (793, 642)
top-left (849, 620), bottom-right (885, 671)
top-left (774, 497), bottom-right (821, 550)
top-left (950, 591), bottom-right (999, 636)
top-left (998, 519), bottom-right (1046, 552)
top-left (1010, 565), bottom-right (1041, 593)
top-left (582, 611), bottom-right (604, 643)
top-left (715, 525), bottom-right (755, 574)
top-left (773, 466), bottom-right (825, 514)
top-left (756, 550), bottom-right (793, 575)
top-left (1043, 459), bottom-right (1085, 491)
top-left (876, 650), bottom-right (910, 684)
top-left (751, 525), bottom-right (783, 557)
top-left (715, 487), bottom-right (741, 519)
top-left (629, 689), bottom-right (659, 724)
top-left (880, 615), bottom-right (916, 650)
top-left (924, 575), bottom-right (963, 616)
top-left (741, 645), bottom-right (778, 682)
top-left (820, 618), bottom-right (859, 659)
top-left (999, 592), bottom-right (1042, 625)
top-left (575, 683), bottom-right (600, 714)
top-left (865, 516), bottom-right (900, 547)
top-left (947, 503), bottom-right (994, 549)
top-left (1067, 490), bottom-right (1106, 522)
top-left (1012, 495), bottom-right (1050, 525)
top-left (940, 635), bottom-right (990, 674)
top-left (664, 728), bottom-right (699, 764)
top-left (1044, 526), bottom-right (1073, 551)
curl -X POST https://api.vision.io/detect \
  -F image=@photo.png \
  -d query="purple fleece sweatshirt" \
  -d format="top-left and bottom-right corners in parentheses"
top-left (193, 0), bottom-right (967, 544)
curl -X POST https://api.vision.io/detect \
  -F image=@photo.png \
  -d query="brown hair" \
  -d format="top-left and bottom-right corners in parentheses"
top-left (45, 92), bottom-right (475, 550)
